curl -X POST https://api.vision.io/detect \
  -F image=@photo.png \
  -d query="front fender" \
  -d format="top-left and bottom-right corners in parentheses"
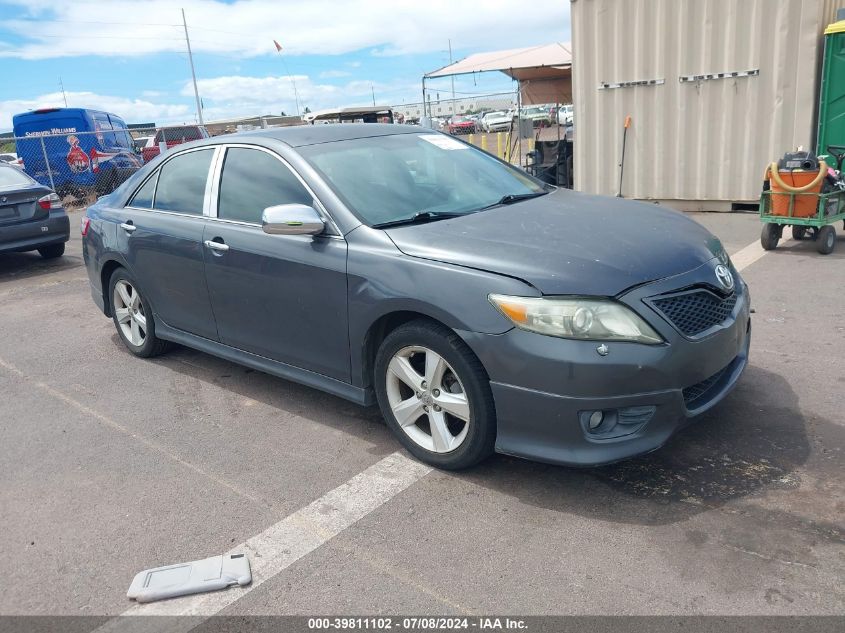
top-left (346, 227), bottom-right (538, 387)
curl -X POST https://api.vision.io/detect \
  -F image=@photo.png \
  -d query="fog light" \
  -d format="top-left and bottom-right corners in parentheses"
top-left (588, 410), bottom-right (604, 430)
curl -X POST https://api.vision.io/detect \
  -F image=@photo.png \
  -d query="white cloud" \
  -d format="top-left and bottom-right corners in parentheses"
top-left (186, 74), bottom-right (418, 120)
top-left (1, 91), bottom-right (192, 130)
top-left (0, 0), bottom-right (570, 60)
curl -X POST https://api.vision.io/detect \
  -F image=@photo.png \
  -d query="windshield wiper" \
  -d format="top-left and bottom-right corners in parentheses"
top-left (477, 191), bottom-right (548, 211)
top-left (373, 211), bottom-right (467, 229)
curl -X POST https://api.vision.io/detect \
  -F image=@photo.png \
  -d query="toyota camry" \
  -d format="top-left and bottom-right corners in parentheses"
top-left (82, 124), bottom-right (750, 470)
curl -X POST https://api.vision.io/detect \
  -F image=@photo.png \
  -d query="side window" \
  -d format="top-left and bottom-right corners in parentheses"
top-left (153, 148), bottom-right (214, 215)
top-left (217, 148), bottom-right (312, 224)
top-left (129, 172), bottom-right (158, 209)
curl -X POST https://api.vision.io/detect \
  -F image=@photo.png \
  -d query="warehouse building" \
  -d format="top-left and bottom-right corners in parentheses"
top-left (571, 0), bottom-right (845, 210)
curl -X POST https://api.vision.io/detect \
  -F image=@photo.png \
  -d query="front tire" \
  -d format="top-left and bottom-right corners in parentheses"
top-left (817, 225), bottom-right (836, 255)
top-left (761, 224), bottom-right (780, 250)
top-left (108, 268), bottom-right (171, 358)
top-left (792, 225), bottom-right (807, 240)
top-left (37, 243), bottom-right (65, 259)
top-left (374, 320), bottom-right (496, 470)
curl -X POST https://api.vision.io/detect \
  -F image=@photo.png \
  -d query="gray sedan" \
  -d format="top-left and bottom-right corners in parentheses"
top-left (82, 125), bottom-right (749, 470)
top-left (0, 163), bottom-right (69, 259)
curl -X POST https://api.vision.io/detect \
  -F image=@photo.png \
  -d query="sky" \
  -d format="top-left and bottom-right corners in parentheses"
top-left (0, 0), bottom-right (571, 132)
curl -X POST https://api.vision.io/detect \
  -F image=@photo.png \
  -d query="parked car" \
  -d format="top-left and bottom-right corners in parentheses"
top-left (0, 152), bottom-right (24, 168)
top-left (141, 125), bottom-right (209, 163)
top-left (133, 136), bottom-right (154, 152)
top-left (0, 163), bottom-right (70, 258)
top-left (12, 107), bottom-right (142, 198)
top-left (557, 104), bottom-right (574, 125)
top-left (447, 116), bottom-right (476, 135)
top-left (82, 124), bottom-right (749, 470)
top-left (520, 106), bottom-right (553, 127)
top-left (481, 111), bottom-right (513, 133)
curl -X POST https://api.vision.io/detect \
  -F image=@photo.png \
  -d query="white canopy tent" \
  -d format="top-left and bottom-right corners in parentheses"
top-left (423, 43), bottom-right (572, 107)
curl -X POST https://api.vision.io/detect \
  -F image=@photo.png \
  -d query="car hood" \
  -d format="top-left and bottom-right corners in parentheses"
top-left (384, 189), bottom-right (724, 296)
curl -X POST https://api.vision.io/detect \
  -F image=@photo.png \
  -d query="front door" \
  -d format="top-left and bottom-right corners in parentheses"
top-left (202, 146), bottom-right (349, 381)
top-left (116, 147), bottom-right (218, 340)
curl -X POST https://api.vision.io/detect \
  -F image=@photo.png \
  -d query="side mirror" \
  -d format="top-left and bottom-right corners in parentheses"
top-left (262, 204), bottom-right (325, 236)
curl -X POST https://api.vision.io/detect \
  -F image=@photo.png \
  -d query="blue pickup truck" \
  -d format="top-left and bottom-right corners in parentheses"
top-left (12, 108), bottom-right (142, 198)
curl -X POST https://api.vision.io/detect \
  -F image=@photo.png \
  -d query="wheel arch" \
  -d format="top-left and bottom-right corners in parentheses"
top-left (358, 309), bottom-right (491, 393)
top-left (360, 311), bottom-right (453, 391)
top-left (98, 255), bottom-right (130, 317)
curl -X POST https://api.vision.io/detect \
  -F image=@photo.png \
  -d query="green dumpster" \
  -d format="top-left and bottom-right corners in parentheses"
top-left (817, 19), bottom-right (845, 157)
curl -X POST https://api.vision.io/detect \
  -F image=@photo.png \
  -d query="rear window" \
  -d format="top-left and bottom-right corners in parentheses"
top-left (158, 127), bottom-right (204, 143)
top-left (0, 165), bottom-right (34, 188)
top-left (153, 149), bottom-right (213, 214)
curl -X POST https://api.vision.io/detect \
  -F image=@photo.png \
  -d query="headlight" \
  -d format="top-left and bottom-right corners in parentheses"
top-left (489, 294), bottom-right (663, 344)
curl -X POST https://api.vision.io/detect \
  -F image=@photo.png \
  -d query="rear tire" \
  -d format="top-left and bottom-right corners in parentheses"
top-left (817, 225), bottom-right (836, 255)
top-left (108, 268), bottom-right (171, 358)
top-left (791, 226), bottom-right (807, 241)
top-left (37, 243), bottom-right (65, 259)
top-left (374, 319), bottom-right (496, 470)
top-left (761, 224), bottom-right (780, 250)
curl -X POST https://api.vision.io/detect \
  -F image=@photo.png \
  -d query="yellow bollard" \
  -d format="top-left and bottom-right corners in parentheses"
top-left (496, 133), bottom-right (502, 158)
top-left (528, 137), bottom-right (535, 153)
top-left (481, 135), bottom-right (487, 151)
top-left (468, 133), bottom-right (475, 146)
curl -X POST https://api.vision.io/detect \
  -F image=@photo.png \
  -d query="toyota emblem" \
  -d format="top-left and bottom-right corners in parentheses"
top-left (715, 264), bottom-right (734, 291)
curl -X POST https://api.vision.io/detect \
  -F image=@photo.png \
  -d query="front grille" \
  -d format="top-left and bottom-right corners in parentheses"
top-left (683, 364), bottom-right (731, 409)
top-left (651, 289), bottom-right (737, 337)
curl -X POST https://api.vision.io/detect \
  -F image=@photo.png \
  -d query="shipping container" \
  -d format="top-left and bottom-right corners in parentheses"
top-left (571, 0), bottom-right (845, 210)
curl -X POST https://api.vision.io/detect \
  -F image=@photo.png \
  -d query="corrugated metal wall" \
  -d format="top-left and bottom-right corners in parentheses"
top-left (571, 0), bottom-right (845, 207)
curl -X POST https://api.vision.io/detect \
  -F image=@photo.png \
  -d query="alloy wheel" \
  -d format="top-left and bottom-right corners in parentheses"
top-left (385, 346), bottom-right (471, 453)
top-left (113, 279), bottom-right (147, 347)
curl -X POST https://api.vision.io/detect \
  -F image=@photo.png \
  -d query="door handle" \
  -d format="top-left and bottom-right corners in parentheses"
top-left (204, 239), bottom-right (229, 252)
top-left (120, 222), bottom-right (137, 233)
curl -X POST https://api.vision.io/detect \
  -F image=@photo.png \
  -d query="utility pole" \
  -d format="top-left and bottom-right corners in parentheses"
top-left (59, 77), bottom-right (68, 107)
top-left (371, 83), bottom-right (376, 106)
top-left (273, 41), bottom-right (301, 117)
top-left (448, 39), bottom-right (456, 116)
top-left (182, 8), bottom-right (204, 125)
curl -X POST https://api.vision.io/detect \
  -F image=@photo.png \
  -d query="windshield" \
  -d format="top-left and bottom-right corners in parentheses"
top-left (0, 165), bottom-right (34, 188)
top-left (299, 132), bottom-right (546, 227)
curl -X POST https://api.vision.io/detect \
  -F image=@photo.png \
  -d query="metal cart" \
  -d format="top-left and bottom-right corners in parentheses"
top-left (759, 146), bottom-right (845, 255)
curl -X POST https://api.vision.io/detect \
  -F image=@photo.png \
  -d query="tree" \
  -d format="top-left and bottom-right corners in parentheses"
top-left (280, 111), bottom-right (287, 116)
top-left (303, 106), bottom-right (311, 114)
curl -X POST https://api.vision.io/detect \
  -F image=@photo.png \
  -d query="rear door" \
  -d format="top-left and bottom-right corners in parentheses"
top-left (116, 146), bottom-right (219, 340)
top-left (202, 145), bottom-right (350, 381)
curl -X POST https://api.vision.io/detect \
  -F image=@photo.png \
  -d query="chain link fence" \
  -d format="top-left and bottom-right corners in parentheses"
top-left (2, 98), bottom-right (574, 204)
top-left (394, 93), bottom-right (571, 172)
top-left (5, 127), bottom-right (159, 207)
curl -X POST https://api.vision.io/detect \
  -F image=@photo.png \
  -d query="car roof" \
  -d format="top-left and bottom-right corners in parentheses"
top-left (229, 123), bottom-right (421, 148)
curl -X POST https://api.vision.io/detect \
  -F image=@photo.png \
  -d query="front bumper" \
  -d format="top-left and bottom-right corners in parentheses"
top-left (459, 261), bottom-right (751, 466)
top-left (0, 212), bottom-right (70, 254)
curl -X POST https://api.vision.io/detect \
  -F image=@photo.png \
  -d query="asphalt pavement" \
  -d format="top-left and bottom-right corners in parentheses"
top-left (0, 207), bottom-right (842, 618)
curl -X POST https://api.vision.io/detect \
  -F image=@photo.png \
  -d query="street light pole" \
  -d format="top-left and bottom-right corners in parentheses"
top-left (182, 8), bottom-right (204, 125)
